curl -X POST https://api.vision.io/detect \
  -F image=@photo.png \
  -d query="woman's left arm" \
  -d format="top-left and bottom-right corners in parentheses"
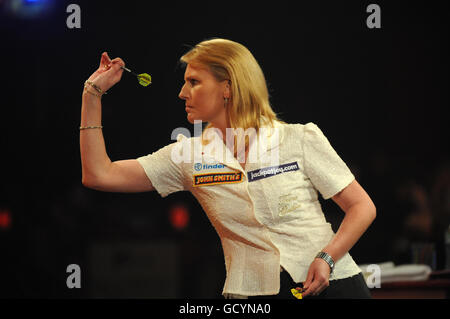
top-left (302, 179), bottom-right (376, 297)
top-left (323, 179), bottom-right (376, 261)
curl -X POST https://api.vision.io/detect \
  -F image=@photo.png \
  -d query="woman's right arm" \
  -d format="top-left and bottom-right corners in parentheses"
top-left (80, 52), bottom-right (154, 193)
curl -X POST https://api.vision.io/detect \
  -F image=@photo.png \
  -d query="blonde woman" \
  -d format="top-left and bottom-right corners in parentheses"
top-left (80, 38), bottom-right (376, 299)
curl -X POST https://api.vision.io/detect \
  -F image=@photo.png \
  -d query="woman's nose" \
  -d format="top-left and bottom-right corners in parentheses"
top-left (178, 84), bottom-right (188, 100)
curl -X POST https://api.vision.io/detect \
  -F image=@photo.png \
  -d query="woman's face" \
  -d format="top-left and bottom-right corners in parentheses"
top-left (179, 63), bottom-right (230, 125)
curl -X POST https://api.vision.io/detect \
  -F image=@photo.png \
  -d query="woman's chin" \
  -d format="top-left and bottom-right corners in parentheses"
top-left (187, 113), bottom-right (203, 124)
top-left (187, 114), bottom-right (195, 124)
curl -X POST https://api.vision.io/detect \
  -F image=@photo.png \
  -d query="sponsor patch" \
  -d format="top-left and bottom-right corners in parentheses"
top-left (194, 162), bottom-right (226, 171)
top-left (193, 172), bottom-right (243, 187)
top-left (247, 161), bottom-right (300, 182)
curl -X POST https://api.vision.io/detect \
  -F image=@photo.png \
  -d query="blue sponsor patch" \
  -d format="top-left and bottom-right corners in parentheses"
top-left (194, 163), bottom-right (226, 171)
top-left (247, 161), bottom-right (299, 182)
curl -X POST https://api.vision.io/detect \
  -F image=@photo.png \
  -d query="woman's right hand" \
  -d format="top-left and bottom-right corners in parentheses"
top-left (86, 52), bottom-right (125, 93)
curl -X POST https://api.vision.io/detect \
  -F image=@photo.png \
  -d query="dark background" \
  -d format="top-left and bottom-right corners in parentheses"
top-left (0, 0), bottom-right (448, 298)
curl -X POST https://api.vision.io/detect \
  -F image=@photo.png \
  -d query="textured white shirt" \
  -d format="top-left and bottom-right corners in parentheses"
top-left (137, 121), bottom-right (361, 296)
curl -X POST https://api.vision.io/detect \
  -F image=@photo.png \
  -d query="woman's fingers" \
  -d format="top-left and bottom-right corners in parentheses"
top-left (302, 282), bottom-right (316, 297)
top-left (99, 52), bottom-right (112, 70)
top-left (307, 277), bottom-right (329, 296)
top-left (301, 260), bottom-right (330, 297)
top-left (302, 280), bottom-right (324, 297)
top-left (111, 57), bottom-right (125, 68)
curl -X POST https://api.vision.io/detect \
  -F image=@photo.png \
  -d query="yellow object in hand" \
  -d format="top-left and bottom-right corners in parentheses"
top-left (291, 288), bottom-right (303, 299)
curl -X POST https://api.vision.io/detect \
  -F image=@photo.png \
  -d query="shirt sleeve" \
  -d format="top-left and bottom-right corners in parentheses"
top-left (136, 137), bottom-right (187, 198)
top-left (301, 122), bottom-right (355, 199)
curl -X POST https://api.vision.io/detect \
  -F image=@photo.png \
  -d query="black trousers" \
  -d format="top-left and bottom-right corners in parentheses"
top-left (249, 270), bottom-right (372, 299)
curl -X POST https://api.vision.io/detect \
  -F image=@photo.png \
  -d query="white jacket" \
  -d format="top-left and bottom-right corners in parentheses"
top-left (137, 121), bottom-right (361, 296)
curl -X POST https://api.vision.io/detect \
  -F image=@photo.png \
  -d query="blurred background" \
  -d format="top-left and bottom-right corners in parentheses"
top-left (0, 0), bottom-right (448, 298)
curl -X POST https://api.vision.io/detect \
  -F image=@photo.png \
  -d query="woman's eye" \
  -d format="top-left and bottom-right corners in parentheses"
top-left (189, 79), bottom-right (198, 86)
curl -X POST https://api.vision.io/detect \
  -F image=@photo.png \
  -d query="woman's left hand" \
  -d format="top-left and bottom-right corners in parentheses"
top-left (301, 258), bottom-right (331, 298)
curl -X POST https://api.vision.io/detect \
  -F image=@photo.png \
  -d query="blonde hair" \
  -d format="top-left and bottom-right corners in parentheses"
top-left (180, 38), bottom-right (283, 149)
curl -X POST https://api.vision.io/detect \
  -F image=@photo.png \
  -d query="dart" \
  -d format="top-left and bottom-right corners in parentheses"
top-left (121, 66), bottom-right (152, 87)
top-left (290, 288), bottom-right (303, 299)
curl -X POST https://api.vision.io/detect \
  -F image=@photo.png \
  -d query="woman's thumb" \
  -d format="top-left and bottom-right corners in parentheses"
top-left (99, 52), bottom-right (111, 68)
top-left (303, 269), bottom-right (314, 289)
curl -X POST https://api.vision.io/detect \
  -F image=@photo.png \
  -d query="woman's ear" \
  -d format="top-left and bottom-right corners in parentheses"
top-left (223, 80), bottom-right (231, 99)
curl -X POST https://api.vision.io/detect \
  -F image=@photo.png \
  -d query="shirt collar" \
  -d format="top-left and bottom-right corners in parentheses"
top-left (200, 119), bottom-right (284, 172)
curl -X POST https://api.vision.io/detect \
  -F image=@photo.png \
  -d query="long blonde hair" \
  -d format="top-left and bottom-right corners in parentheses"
top-left (180, 38), bottom-right (283, 153)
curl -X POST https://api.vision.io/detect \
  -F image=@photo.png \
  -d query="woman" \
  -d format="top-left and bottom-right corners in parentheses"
top-left (80, 38), bottom-right (376, 298)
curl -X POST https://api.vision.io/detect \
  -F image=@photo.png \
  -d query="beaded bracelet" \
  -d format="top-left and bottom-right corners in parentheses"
top-left (83, 86), bottom-right (102, 98)
top-left (85, 80), bottom-right (107, 95)
top-left (79, 126), bottom-right (103, 130)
